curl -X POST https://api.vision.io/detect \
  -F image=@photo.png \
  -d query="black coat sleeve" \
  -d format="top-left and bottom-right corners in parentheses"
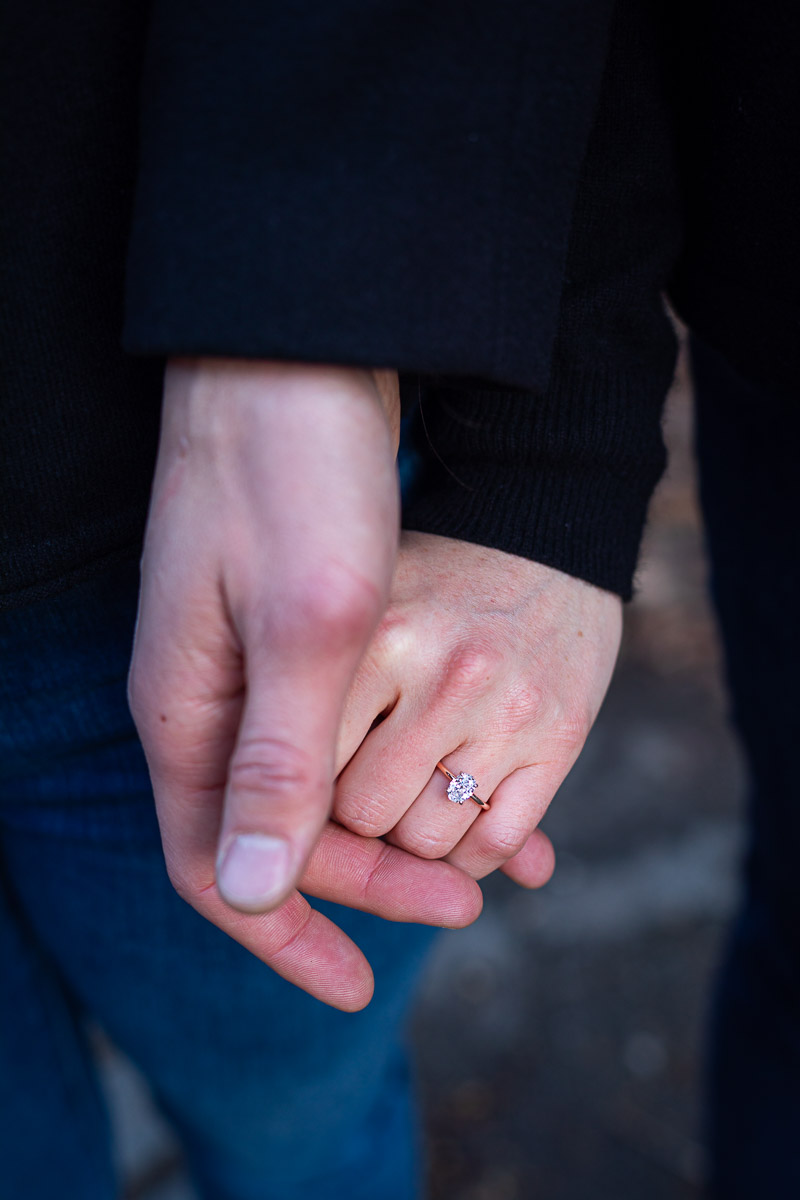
top-left (123, 0), bottom-right (615, 391)
top-left (124, 0), bottom-right (681, 602)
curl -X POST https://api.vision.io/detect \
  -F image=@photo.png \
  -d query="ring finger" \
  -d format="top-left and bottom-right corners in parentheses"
top-left (384, 743), bottom-right (521, 861)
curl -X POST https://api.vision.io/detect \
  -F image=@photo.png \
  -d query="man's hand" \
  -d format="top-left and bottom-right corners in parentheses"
top-left (333, 532), bottom-right (622, 882)
top-left (167, 822), bottom-right (482, 1011)
top-left (128, 359), bottom-right (406, 933)
top-left (126, 361), bottom-right (488, 1012)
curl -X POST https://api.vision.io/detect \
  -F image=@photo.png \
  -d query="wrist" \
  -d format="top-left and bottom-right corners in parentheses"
top-left (160, 358), bottom-right (400, 459)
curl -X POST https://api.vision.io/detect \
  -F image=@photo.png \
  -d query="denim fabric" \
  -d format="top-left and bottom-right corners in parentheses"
top-left (0, 550), bottom-right (437, 1200)
top-left (692, 337), bottom-right (800, 1200)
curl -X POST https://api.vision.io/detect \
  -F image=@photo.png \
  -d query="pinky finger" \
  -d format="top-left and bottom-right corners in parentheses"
top-left (499, 830), bottom-right (556, 889)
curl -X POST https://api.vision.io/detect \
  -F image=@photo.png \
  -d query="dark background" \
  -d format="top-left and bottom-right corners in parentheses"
top-left (104, 344), bottom-right (744, 1200)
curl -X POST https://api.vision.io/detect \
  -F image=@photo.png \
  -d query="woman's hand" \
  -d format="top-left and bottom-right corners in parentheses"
top-left (333, 532), bottom-right (622, 883)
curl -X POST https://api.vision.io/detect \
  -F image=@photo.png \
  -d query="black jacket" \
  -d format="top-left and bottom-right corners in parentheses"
top-left (2, 0), bottom-right (795, 611)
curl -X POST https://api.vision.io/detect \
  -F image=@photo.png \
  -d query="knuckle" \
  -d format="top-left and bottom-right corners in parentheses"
top-left (550, 702), bottom-right (594, 752)
top-left (236, 563), bottom-right (383, 657)
top-left (358, 841), bottom-right (394, 903)
top-left (479, 821), bottom-right (531, 860)
top-left (397, 827), bottom-right (452, 860)
top-left (334, 790), bottom-right (389, 838)
top-left (441, 642), bottom-right (502, 701)
top-left (494, 681), bottom-right (546, 735)
top-left (285, 565), bottom-right (382, 644)
top-left (369, 607), bottom-right (415, 667)
top-left (229, 737), bottom-right (318, 798)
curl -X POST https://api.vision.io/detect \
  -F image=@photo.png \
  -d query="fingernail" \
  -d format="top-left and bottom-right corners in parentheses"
top-left (216, 833), bottom-right (291, 910)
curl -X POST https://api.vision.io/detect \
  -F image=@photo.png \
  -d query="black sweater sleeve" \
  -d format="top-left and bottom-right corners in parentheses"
top-left (401, 0), bottom-right (682, 600)
top-left (124, 0), bottom-right (681, 602)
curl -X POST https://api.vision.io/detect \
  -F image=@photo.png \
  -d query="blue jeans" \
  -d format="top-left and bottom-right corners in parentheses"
top-left (0, 554), bottom-right (437, 1199)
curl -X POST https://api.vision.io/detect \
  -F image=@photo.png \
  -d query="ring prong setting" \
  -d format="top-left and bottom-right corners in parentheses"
top-left (447, 772), bottom-right (478, 805)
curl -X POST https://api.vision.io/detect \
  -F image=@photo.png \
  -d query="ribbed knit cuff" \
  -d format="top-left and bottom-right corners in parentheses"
top-left (401, 362), bottom-right (669, 601)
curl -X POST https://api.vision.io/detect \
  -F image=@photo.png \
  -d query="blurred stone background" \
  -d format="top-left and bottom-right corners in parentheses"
top-left (105, 345), bottom-right (745, 1199)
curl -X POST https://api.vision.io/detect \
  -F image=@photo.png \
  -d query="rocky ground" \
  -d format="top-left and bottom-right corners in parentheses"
top-left (107, 348), bottom-right (746, 1200)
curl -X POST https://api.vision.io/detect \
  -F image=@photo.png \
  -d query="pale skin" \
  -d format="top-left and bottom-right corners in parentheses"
top-left (334, 532), bottom-right (621, 880)
top-left (128, 359), bottom-right (621, 1011)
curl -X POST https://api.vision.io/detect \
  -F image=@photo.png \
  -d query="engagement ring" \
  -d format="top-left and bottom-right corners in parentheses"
top-left (435, 762), bottom-right (490, 810)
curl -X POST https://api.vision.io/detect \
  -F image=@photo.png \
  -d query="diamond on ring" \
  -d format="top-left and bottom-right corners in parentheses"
top-left (447, 772), bottom-right (478, 805)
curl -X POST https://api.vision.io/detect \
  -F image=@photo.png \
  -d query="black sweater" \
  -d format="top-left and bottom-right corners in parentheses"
top-left (1, 1), bottom-right (796, 612)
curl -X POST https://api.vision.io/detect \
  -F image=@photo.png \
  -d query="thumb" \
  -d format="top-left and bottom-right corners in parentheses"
top-left (215, 581), bottom-right (384, 913)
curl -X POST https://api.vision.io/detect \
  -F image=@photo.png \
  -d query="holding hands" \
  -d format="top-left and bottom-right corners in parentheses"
top-left (334, 532), bottom-right (621, 885)
top-left (129, 360), bottom-right (621, 1011)
top-left (128, 358), bottom-right (485, 1011)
